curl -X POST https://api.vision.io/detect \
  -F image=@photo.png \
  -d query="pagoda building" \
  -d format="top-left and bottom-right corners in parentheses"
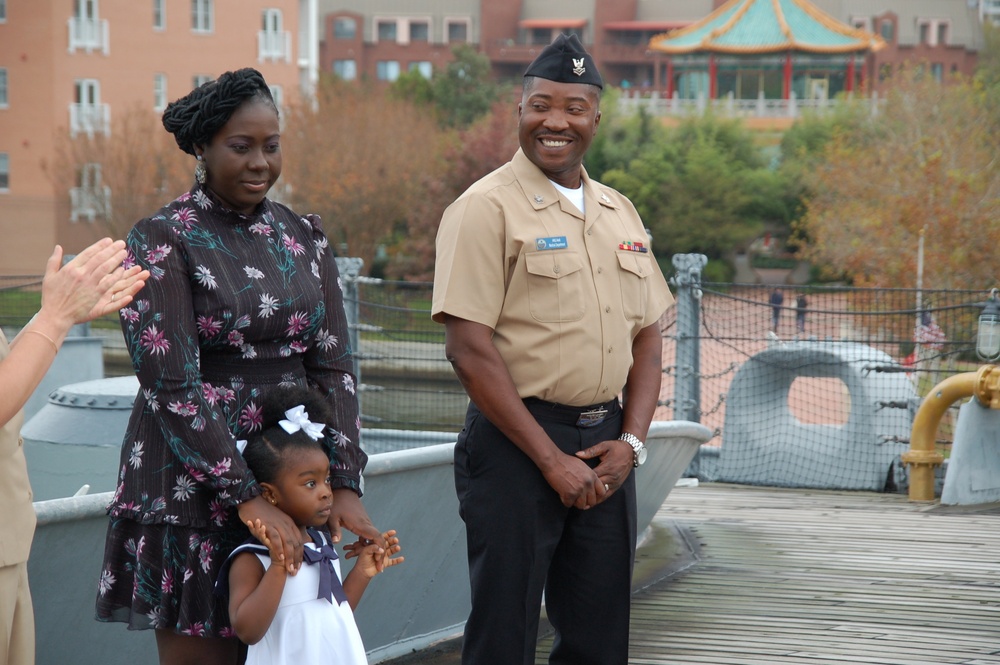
top-left (649, 0), bottom-right (885, 103)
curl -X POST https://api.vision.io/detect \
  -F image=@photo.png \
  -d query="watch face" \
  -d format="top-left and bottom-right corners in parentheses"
top-left (636, 446), bottom-right (647, 466)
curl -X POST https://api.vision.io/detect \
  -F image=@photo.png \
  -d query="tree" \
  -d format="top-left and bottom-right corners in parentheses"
top-left (48, 104), bottom-right (189, 240)
top-left (384, 100), bottom-right (521, 281)
top-left (795, 73), bottom-right (1000, 289)
top-left (430, 44), bottom-right (508, 128)
top-left (280, 76), bottom-right (445, 271)
top-left (601, 114), bottom-right (786, 260)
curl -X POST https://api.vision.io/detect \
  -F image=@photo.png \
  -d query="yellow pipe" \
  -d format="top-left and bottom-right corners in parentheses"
top-left (902, 365), bottom-right (1000, 501)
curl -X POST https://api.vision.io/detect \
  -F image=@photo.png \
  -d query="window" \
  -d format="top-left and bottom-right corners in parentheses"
top-left (332, 59), bottom-right (357, 80)
top-left (0, 0), bottom-right (7, 22)
top-left (937, 22), bottom-right (949, 46)
top-left (76, 0), bottom-right (98, 21)
top-left (259, 8), bottom-right (289, 62)
top-left (71, 163), bottom-right (111, 222)
top-left (192, 0), bottom-right (213, 33)
top-left (931, 63), bottom-right (943, 82)
top-left (377, 19), bottom-right (397, 42)
top-left (446, 20), bottom-right (468, 43)
top-left (410, 21), bottom-right (429, 42)
top-left (193, 74), bottom-right (211, 89)
top-left (71, 79), bottom-right (108, 136)
top-left (0, 68), bottom-right (7, 108)
top-left (918, 22), bottom-right (930, 45)
top-left (153, 0), bottom-right (165, 29)
top-left (69, 0), bottom-right (109, 53)
top-left (0, 153), bottom-right (8, 191)
top-left (333, 17), bottom-right (355, 39)
top-left (269, 84), bottom-right (283, 112)
top-left (376, 60), bottom-right (400, 82)
top-left (879, 20), bottom-right (894, 42)
top-left (409, 61), bottom-right (432, 79)
top-left (153, 73), bottom-right (167, 111)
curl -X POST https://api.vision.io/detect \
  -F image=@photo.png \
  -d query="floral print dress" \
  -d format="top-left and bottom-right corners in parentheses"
top-left (95, 184), bottom-right (365, 637)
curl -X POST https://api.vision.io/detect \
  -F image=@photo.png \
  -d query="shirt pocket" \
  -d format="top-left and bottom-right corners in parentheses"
top-left (616, 251), bottom-right (652, 322)
top-left (524, 251), bottom-right (585, 322)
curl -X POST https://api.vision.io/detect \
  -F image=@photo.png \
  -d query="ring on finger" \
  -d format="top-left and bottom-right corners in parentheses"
top-left (604, 483), bottom-right (610, 492)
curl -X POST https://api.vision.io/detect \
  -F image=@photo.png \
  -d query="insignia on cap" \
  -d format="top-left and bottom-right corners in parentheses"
top-left (523, 33), bottom-right (604, 89)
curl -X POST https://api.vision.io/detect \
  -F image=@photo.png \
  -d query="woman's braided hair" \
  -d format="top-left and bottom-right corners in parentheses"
top-left (161, 67), bottom-right (277, 156)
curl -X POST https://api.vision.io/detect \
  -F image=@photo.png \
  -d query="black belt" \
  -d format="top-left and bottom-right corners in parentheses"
top-left (523, 397), bottom-right (620, 428)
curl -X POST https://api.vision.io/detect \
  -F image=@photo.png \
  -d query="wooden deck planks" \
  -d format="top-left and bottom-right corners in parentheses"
top-left (535, 484), bottom-right (1000, 664)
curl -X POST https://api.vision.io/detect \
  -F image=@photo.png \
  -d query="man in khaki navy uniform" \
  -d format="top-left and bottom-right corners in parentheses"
top-left (0, 330), bottom-right (36, 665)
top-left (432, 34), bottom-right (673, 665)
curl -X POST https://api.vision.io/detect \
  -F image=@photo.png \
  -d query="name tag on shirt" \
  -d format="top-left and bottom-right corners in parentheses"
top-left (535, 236), bottom-right (568, 251)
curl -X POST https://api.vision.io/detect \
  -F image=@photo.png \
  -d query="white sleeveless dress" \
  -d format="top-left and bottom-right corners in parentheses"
top-left (236, 531), bottom-right (368, 665)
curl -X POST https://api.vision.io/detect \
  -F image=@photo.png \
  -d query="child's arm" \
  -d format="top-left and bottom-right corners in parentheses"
top-left (228, 519), bottom-right (289, 645)
top-left (341, 529), bottom-right (404, 610)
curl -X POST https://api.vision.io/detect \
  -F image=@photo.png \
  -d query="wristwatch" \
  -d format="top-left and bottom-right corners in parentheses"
top-left (619, 432), bottom-right (646, 467)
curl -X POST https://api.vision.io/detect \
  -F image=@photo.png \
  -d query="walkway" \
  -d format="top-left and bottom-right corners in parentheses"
top-left (391, 484), bottom-right (1000, 664)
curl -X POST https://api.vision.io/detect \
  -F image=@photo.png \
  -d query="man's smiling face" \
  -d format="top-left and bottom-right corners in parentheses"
top-left (518, 77), bottom-right (601, 189)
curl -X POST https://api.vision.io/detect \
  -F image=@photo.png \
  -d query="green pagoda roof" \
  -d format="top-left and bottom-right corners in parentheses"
top-left (650, 0), bottom-right (885, 55)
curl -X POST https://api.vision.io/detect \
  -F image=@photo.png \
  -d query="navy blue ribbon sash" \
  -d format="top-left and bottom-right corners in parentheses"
top-left (303, 527), bottom-right (348, 605)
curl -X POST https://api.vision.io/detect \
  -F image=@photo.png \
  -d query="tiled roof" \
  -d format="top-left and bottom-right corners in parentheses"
top-left (650, 0), bottom-right (885, 54)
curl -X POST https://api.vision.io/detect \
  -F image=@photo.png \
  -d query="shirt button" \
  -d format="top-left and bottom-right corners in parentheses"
top-left (553, 265), bottom-right (561, 274)
top-left (605, 306), bottom-right (611, 313)
top-left (597, 267), bottom-right (603, 274)
top-left (587, 229), bottom-right (592, 235)
top-left (608, 347), bottom-right (613, 354)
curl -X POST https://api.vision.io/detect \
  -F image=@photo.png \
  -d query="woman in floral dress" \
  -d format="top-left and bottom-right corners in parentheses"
top-left (95, 68), bottom-right (385, 665)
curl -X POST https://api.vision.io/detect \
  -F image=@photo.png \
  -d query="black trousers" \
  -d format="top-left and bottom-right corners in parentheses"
top-left (454, 400), bottom-right (637, 665)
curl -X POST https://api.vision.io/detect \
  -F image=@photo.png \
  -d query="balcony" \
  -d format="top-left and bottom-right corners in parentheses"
top-left (599, 42), bottom-right (658, 65)
top-left (258, 30), bottom-right (292, 63)
top-left (69, 186), bottom-right (112, 223)
top-left (619, 89), bottom-right (882, 120)
top-left (69, 103), bottom-right (111, 137)
top-left (484, 40), bottom-right (560, 65)
top-left (67, 17), bottom-right (109, 55)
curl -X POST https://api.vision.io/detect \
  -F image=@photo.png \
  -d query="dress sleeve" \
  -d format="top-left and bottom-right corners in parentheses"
top-left (122, 215), bottom-right (258, 506)
top-left (301, 214), bottom-right (366, 495)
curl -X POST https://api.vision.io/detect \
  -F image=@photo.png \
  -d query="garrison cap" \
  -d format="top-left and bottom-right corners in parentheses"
top-left (523, 33), bottom-right (604, 89)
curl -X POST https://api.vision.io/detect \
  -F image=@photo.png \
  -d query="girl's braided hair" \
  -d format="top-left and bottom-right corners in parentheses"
top-left (161, 67), bottom-right (277, 155)
top-left (242, 385), bottom-right (333, 485)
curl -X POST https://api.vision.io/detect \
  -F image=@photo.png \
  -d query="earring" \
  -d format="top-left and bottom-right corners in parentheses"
top-left (195, 155), bottom-right (207, 185)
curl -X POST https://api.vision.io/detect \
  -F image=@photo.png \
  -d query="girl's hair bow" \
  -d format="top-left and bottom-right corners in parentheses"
top-left (279, 405), bottom-right (326, 440)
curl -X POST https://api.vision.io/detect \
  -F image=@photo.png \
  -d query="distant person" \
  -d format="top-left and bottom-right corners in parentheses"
top-left (770, 288), bottom-right (784, 333)
top-left (220, 386), bottom-right (403, 665)
top-left (795, 293), bottom-right (808, 334)
top-left (433, 34), bottom-right (673, 664)
top-left (94, 67), bottom-right (385, 665)
top-left (1, 239), bottom-right (147, 665)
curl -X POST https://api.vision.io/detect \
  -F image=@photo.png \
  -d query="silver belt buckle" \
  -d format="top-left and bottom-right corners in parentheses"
top-left (576, 407), bottom-right (608, 428)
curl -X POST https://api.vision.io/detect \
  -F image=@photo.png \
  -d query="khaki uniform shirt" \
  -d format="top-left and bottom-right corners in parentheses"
top-left (433, 148), bottom-right (673, 407)
top-left (0, 329), bottom-right (36, 567)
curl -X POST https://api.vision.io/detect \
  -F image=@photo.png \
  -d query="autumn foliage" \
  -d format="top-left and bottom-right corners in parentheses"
top-left (795, 73), bottom-right (1000, 290)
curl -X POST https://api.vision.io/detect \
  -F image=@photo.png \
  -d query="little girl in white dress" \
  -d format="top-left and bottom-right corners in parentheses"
top-left (218, 386), bottom-right (403, 665)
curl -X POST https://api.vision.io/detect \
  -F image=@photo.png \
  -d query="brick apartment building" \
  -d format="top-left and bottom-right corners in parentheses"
top-left (318, 0), bottom-right (983, 94)
top-left (0, 0), bottom-right (314, 276)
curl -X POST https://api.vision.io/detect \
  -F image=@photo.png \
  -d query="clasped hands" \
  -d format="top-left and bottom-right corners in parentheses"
top-left (544, 438), bottom-right (635, 509)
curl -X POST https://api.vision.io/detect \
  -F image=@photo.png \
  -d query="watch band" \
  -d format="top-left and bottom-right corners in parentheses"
top-left (618, 432), bottom-right (645, 467)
